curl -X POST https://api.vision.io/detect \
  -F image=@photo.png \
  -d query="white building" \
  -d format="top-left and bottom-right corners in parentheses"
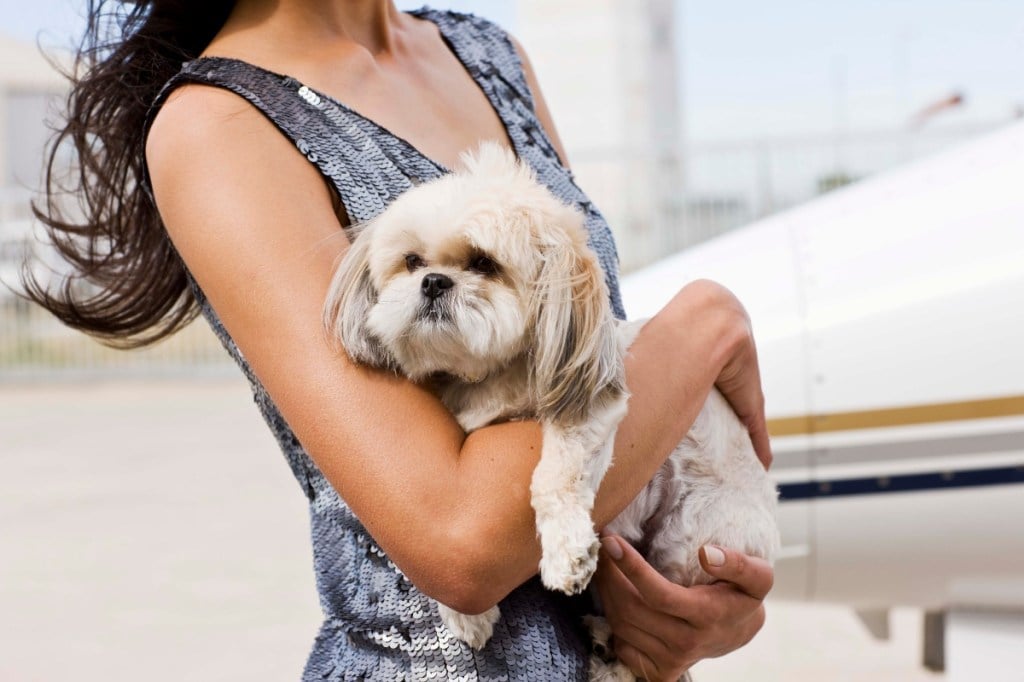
top-left (0, 35), bottom-right (66, 209)
top-left (0, 35), bottom-right (67, 294)
top-left (515, 0), bottom-right (684, 271)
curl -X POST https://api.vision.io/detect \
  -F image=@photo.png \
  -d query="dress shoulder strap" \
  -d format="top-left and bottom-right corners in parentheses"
top-left (416, 9), bottom-right (571, 168)
top-left (415, 9), bottom-right (537, 112)
top-left (143, 57), bottom-right (445, 224)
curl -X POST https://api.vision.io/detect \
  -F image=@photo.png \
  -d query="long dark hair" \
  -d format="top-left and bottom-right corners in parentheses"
top-left (22, 0), bottom-right (235, 348)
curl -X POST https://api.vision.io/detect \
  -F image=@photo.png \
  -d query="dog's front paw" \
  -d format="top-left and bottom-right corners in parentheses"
top-left (437, 604), bottom-right (500, 650)
top-left (537, 513), bottom-right (600, 594)
top-left (539, 535), bottom-right (599, 594)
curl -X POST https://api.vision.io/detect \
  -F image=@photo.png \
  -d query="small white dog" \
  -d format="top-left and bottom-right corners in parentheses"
top-left (323, 144), bottom-right (779, 675)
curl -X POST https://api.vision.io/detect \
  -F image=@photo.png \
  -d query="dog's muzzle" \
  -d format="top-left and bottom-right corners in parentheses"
top-left (419, 273), bottom-right (455, 322)
top-left (421, 273), bottom-right (454, 300)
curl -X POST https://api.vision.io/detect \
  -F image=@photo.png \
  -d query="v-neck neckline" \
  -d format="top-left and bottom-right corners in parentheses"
top-left (190, 7), bottom-right (520, 175)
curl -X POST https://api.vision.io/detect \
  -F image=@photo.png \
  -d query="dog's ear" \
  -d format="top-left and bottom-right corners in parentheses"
top-left (530, 205), bottom-right (625, 426)
top-left (323, 223), bottom-right (396, 370)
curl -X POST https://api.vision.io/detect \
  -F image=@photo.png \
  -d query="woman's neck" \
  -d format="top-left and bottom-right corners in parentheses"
top-left (212, 0), bottom-right (410, 61)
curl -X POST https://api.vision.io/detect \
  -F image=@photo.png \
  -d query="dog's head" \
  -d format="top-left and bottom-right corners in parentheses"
top-left (324, 143), bottom-right (621, 423)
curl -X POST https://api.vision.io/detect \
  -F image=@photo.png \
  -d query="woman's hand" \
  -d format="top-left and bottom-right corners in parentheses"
top-left (593, 534), bottom-right (773, 681)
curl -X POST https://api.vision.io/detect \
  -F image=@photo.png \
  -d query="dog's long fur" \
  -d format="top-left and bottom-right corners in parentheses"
top-left (323, 144), bottom-right (780, 672)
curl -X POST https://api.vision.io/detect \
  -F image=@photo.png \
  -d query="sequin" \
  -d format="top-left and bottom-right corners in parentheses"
top-left (298, 84), bottom-right (324, 108)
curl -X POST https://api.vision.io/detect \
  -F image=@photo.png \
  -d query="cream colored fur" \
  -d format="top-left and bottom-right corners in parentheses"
top-left (324, 144), bottom-right (779, 664)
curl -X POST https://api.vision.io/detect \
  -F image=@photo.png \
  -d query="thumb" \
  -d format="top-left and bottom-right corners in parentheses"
top-left (698, 545), bottom-right (774, 601)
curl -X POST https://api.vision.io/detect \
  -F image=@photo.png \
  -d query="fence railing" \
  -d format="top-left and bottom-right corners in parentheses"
top-left (0, 295), bottom-right (235, 381)
top-left (1, 192), bottom-right (233, 380)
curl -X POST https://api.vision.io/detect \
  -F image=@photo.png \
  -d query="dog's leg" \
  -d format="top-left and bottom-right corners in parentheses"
top-left (589, 657), bottom-right (639, 682)
top-left (585, 615), bottom-right (651, 681)
top-left (437, 603), bottom-right (501, 650)
top-left (532, 395), bottom-right (628, 594)
top-left (532, 424), bottom-right (601, 594)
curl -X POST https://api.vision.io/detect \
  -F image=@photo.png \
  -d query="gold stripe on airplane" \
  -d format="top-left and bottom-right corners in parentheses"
top-left (767, 395), bottom-right (1024, 436)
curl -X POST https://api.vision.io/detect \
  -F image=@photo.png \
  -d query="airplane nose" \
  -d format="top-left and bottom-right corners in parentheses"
top-left (421, 273), bottom-right (454, 300)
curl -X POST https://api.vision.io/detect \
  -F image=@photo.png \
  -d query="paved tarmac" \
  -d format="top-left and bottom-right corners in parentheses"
top-left (1, 379), bottom-right (943, 681)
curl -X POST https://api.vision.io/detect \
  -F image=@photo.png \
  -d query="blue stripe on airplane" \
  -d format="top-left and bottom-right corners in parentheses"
top-left (778, 465), bottom-right (1024, 501)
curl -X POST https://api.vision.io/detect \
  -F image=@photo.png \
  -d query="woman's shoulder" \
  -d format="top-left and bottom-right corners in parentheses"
top-left (149, 79), bottom-right (253, 133)
top-left (145, 56), bottom-right (287, 146)
top-left (145, 52), bottom-right (313, 167)
top-left (145, 82), bottom-right (265, 186)
top-left (144, 75), bottom-right (332, 250)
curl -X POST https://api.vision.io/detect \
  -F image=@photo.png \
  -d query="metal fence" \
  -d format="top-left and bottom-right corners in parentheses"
top-left (0, 296), bottom-right (234, 381)
top-left (684, 124), bottom-right (998, 219)
top-left (0, 122), bottom-right (1008, 380)
top-left (1, 186), bottom-right (233, 380)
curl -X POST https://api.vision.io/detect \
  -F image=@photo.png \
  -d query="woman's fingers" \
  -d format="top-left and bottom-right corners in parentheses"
top-left (601, 535), bottom-right (773, 624)
top-left (596, 541), bottom-right (681, 644)
top-left (698, 544), bottom-right (774, 601)
top-left (600, 535), bottom-right (694, 621)
top-left (746, 416), bottom-right (774, 469)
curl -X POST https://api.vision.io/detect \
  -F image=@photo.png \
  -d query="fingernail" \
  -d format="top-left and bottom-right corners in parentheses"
top-left (703, 545), bottom-right (725, 567)
top-left (601, 536), bottom-right (623, 561)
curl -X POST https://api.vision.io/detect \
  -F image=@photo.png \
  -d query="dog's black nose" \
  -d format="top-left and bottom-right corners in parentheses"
top-left (421, 273), bottom-right (454, 299)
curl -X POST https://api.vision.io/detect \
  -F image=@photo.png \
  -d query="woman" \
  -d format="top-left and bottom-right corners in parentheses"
top-left (27, 1), bottom-right (774, 679)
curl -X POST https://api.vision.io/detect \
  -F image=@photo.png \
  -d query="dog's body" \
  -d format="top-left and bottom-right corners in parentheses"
top-left (324, 144), bottom-right (779, 676)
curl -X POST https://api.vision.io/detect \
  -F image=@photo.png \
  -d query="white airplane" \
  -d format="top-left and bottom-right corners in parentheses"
top-left (621, 121), bottom-right (1024, 681)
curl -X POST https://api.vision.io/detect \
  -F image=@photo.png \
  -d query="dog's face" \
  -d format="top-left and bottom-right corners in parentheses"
top-left (326, 143), bottom-right (620, 422)
top-left (353, 166), bottom-right (545, 382)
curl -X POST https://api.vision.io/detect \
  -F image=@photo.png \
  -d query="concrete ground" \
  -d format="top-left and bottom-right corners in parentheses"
top-left (1, 379), bottom-right (944, 681)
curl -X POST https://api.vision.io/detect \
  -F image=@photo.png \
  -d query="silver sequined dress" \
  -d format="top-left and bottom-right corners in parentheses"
top-left (148, 8), bottom-right (626, 680)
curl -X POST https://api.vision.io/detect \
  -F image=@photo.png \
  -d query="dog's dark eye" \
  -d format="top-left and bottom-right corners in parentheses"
top-left (405, 253), bottom-right (425, 272)
top-left (468, 254), bottom-right (499, 276)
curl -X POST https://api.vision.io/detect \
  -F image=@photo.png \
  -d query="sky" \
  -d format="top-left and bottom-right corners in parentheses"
top-left (681, 0), bottom-right (1024, 138)
top-left (1, 0), bottom-right (1021, 140)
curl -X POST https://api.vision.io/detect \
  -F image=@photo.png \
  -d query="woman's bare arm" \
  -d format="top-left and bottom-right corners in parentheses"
top-left (146, 84), bottom-right (764, 615)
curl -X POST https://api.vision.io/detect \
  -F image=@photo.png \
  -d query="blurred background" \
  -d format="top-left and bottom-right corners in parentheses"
top-left (2, 1), bottom-right (1023, 680)
top-left (3, 0), bottom-right (1022, 374)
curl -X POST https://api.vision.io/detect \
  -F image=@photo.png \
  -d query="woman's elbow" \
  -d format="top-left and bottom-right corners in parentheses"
top-left (430, 575), bottom-right (503, 616)
top-left (672, 278), bottom-right (749, 325)
top-left (411, 519), bottom-right (525, 615)
top-left (666, 279), bottom-right (753, 360)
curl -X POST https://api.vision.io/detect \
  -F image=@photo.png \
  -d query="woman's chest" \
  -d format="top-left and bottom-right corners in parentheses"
top-left (303, 36), bottom-right (515, 171)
